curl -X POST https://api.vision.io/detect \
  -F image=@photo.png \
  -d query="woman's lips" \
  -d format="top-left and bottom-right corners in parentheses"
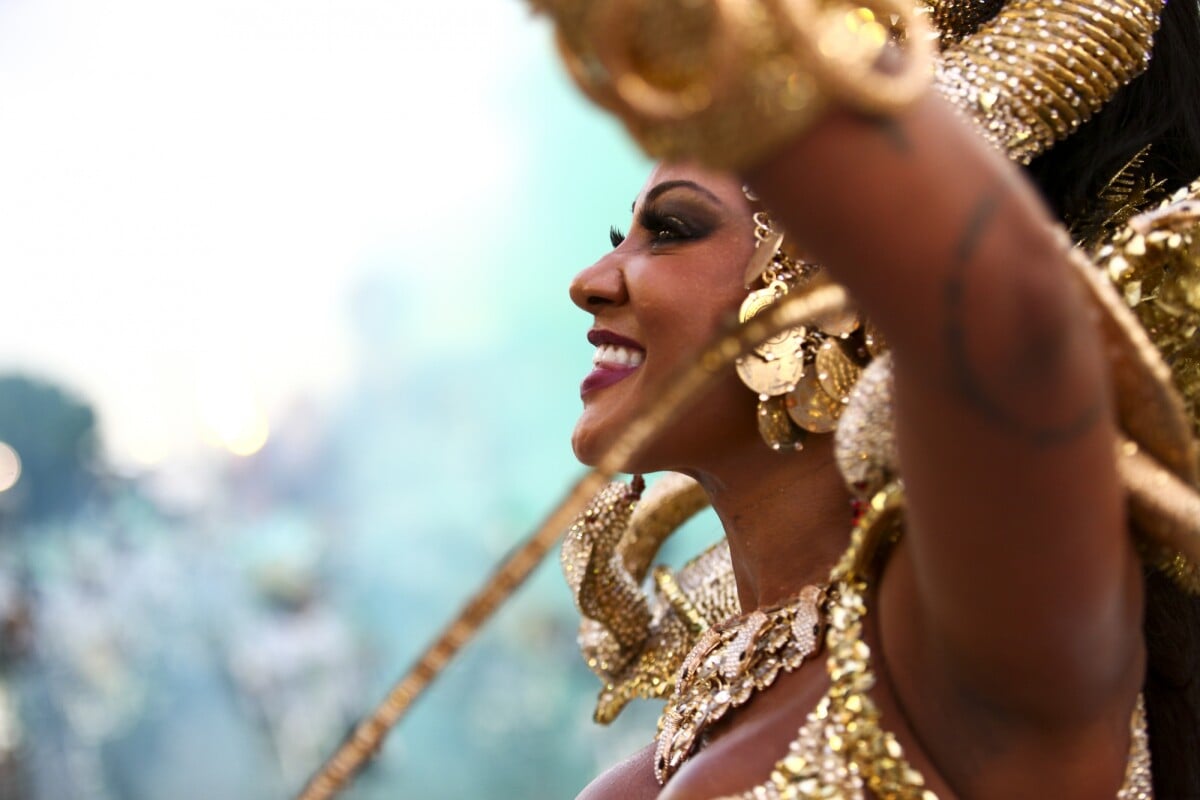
top-left (581, 364), bottom-right (640, 396)
top-left (581, 329), bottom-right (645, 397)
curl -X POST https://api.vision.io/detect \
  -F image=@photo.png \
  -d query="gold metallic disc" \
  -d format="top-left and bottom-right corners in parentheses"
top-left (802, 272), bottom-right (861, 336)
top-left (739, 282), bottom-right (806, 359)
top-left (736, 278), bottom-right (807, 395)
top-left (738, 283), bottom-right (784, 324)
top-left (817, 307), bottom-right (860, 338)
top-left (736, 335), bottom-right (806, 397)
top-left (742, 231), bottom-right (784, 288)
top-left (757, 396), bottom-right (804, 451)
top-left (786, 370), bottom-right (843, 433)
top-left (758, 324), bottom-right (809, 363)
top-left (816, 340), bottom-right (863, 403)
top-left (739, 286), bottom-right (783, 358)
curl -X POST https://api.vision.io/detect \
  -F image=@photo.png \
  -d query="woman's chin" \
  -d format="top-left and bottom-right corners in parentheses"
top-left (572, 426), bottom-right (663, 475)
top-left (570, 423), bottom-right (606, 468)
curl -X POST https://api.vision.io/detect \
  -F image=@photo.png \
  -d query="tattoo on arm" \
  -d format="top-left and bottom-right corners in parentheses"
top-left (942, 189), bottom-right (1104, 446)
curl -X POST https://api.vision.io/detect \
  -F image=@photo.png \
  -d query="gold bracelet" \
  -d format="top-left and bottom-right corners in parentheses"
top-left (531, 0), bottom-right (933, 170)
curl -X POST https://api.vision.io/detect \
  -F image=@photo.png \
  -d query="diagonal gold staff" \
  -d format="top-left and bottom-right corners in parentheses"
top-left (296, 284), bottom-right (850, 800)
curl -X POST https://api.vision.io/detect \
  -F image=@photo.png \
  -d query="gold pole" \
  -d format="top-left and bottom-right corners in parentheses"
top-left (294, 470), bottom-right (610, 800)
top-left (296, 285), bottom-right (850, 800)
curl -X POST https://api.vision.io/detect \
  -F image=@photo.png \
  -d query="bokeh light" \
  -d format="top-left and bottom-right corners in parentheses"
top-left (198, 381), bottom-right (271, 457)
top-left (0, 442), bottom-right (20, 492)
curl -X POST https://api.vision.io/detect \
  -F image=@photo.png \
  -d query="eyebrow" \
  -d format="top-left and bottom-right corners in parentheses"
top-left (633, 179), bottom-right (726, 212)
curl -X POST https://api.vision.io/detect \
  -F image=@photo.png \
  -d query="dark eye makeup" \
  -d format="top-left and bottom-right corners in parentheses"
top-left (609, 188), bottom-right (720, 250)
top-left (638, 203), bottom-right (715, 245)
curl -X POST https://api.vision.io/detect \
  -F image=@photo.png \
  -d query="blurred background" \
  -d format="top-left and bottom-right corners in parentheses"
top-left (0, 1), bottom-right (724, 797)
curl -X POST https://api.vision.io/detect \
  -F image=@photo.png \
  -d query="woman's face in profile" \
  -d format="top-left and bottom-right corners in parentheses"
top-left (568, 163), bottom-right (759, 472)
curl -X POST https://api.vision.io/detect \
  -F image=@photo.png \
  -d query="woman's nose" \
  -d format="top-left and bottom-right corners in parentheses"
top-left (569, 252), bottom-right (628, 313)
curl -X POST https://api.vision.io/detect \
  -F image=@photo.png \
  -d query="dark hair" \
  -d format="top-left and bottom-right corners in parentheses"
top-left (1025, 1), bottom-right (1200, 793)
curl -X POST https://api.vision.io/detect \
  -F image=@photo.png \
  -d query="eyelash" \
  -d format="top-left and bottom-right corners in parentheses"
top-left (608, 209), bottom-right (704, 249)
top-left (639, 209), bottom-right (695, 243)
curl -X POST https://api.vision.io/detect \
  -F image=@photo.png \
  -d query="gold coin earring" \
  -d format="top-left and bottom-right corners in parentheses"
top-left (736, 211), bottom-right (811, 451)
top-left (735, 206), bottom-right (870, 450)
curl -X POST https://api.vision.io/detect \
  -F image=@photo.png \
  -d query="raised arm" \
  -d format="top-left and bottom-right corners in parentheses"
top-left (743, 95), bottom-right (1143, 789)
top-left (527, 0), bottom-right (1195, 793)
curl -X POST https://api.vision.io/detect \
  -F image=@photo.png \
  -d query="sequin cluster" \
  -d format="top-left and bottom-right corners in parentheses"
top-left (562, 478), bottom-right (742, 723)
top-left (654, 584), bottom-right (826, 784)
top-left (1096, 177), bottom-right (1200, 457)
top-left (924, 0), bottom-right (1006, 45)
top-left (934, 0), bottom-right (1163, 164)
top-left (715, 487), bottom-right (933, 800)
top-left (593, 541), bottom-right (741, 723)
top-left (834, 354), bottom-right (899, 498)
top-left (561, 479), bottom-right (652, 665)
top-left (1119, 695), bottom-right (1153, 800)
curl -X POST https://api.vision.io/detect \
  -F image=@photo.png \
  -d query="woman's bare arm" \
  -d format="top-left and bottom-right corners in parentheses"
top-left (743, 94), bottom-right (1143, 783)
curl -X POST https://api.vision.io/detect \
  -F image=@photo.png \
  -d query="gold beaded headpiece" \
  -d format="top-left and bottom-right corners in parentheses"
top-left (931, 0), bottom-right (1164, 164)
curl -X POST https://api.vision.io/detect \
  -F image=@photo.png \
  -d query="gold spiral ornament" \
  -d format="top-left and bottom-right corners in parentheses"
top-left (588, 0), bottom-right (747, 121)
top-left (761, 0), bottom-right (935, 115)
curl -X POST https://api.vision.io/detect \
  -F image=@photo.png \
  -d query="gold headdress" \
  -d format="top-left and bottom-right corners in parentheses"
top-left (932, 0), bottom-right (1164, 164)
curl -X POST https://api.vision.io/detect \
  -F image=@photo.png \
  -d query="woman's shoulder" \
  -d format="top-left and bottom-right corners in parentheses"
top-left (655, 663), bottom-right (838, 800)
top-left (575, 742), bottom-right (660, 800)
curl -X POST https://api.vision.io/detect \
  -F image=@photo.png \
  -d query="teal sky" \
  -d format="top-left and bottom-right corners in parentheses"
top-left (0, 0), bottom-right (651, 481)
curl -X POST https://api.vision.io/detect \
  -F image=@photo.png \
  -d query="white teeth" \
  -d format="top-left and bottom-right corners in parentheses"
top-left (593, 343), bottom-right (645, 368)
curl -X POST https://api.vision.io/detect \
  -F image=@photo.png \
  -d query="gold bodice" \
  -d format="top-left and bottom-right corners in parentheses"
top-left (704, 487), bottom-right (1154, 800)
top-left (711, 576), bottom-right (1153, 800)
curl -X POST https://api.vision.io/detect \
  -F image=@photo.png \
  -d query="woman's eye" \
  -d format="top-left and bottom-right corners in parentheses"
top-left (641, 210), bottom-right (694, 243)
top-left (655, 219), bottom-right (686, 240)
top-left (609, 225), bottom-right (626, 248)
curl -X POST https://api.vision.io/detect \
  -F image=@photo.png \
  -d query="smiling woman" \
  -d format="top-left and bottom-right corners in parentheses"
top-left (570, 168), bottom-right (758, 473)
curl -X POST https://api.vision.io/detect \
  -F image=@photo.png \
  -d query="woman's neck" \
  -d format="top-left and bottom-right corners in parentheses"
top-left (690, 435), bottom-right (853, 611)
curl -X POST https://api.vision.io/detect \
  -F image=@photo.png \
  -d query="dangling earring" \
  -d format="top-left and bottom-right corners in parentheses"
top-left (734, 204), bottom-right (871, 451)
